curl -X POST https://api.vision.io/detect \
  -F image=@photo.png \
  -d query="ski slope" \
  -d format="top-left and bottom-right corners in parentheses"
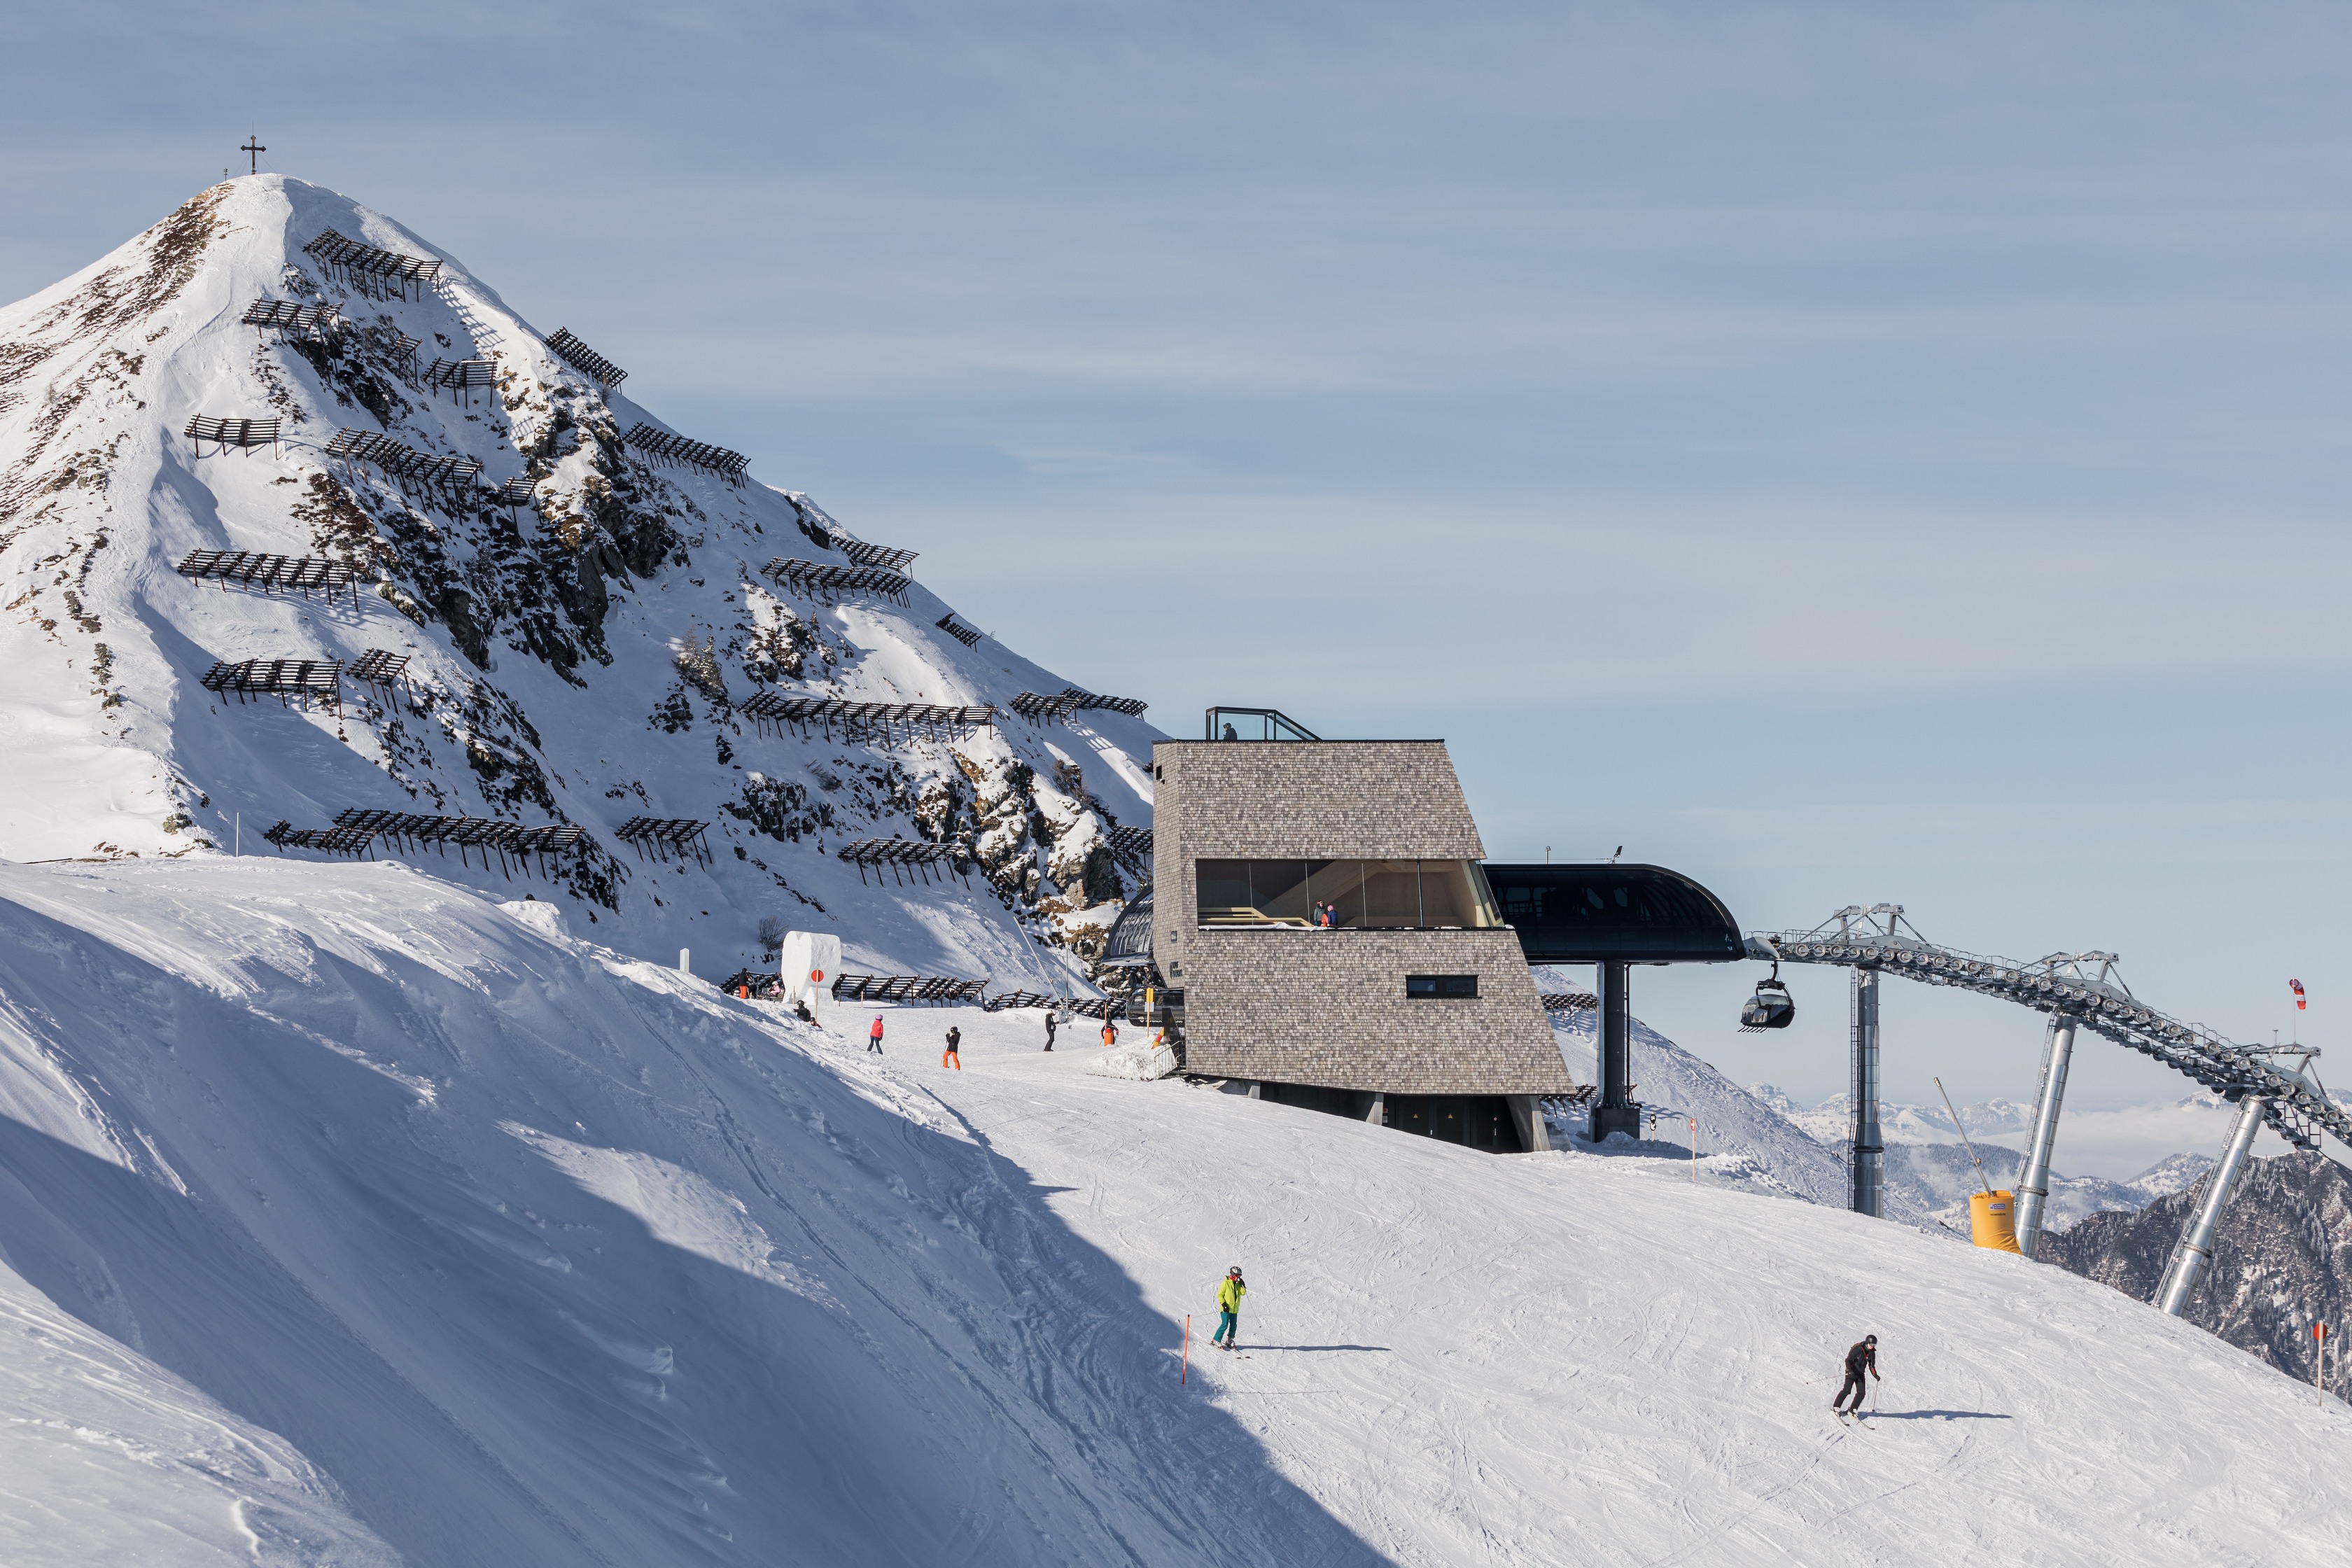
top-left (0, 857), bottom-right (2342, 1565)
top-left (0, 1253), bottom-right (396, 1566)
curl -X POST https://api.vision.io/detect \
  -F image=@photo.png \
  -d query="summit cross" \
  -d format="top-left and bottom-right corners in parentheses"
top-left (241, 136), bottom-right (265, 174)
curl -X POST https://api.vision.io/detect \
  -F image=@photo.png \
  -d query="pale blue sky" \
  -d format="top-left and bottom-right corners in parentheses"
top-left (7, 2), bottom-right (2349, 1112)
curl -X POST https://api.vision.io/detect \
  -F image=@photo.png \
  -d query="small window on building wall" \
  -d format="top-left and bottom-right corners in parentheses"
top-left (1406, 974), bottom-right (1478, 998)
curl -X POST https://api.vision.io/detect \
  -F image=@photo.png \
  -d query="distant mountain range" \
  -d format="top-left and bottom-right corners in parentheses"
top-left (1746, 1083), bottom-right (2227, 1233)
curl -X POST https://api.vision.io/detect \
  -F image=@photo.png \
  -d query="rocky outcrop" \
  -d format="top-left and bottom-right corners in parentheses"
top-left (0, 173), bottom-right (1158, 969)
top-left (2040, 1152), bottom-right (2352, 1377)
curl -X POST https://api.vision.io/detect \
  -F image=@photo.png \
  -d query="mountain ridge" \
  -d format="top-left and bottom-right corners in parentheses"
top-left (0, 175), bottom-right (1152, 986)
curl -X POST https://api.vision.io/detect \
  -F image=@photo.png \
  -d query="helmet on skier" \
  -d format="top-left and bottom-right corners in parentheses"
top-left (1228, 1266), bottom-right (1242, 1277)
top-left (1864, 1334), bottom-right (1876, 1345)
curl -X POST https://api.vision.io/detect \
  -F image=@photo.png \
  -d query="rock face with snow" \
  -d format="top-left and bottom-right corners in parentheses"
top-left (2039, 1152), bottom-right (2352, 1376)
top-left (2127, 1150), bottom-right (2218, 1200)
top-left (0, 175), bottom-right (1155, 983)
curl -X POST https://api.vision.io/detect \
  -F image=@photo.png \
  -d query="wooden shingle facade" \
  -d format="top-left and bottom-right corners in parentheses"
top-left (1151, 740), bottom-right (1574, 1133)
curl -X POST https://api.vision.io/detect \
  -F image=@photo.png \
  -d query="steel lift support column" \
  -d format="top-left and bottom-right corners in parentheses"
top-left (2013, 1014), bottom-right (2081, 1256)
top-left (2157, 1090), bottom-right (2269, 1316)
top-left (1592, 961), bottom-right (1641, 1141)
top-left (1849, 966), bottom-right (1884, 1217)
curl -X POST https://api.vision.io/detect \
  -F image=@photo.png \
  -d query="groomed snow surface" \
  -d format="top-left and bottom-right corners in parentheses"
top-left (0, 859), bottom-right (2344, 1566)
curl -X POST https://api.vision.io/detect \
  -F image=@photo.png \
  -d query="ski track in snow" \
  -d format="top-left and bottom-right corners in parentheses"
top-left (906, 1004), bottom-right (2349, 1568)
top-left (0, 860), bottom-right (2344, 1562)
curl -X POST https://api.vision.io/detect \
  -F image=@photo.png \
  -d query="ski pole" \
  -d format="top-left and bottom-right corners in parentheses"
top-left (1182, 1315), bottom-right (1190, 1385)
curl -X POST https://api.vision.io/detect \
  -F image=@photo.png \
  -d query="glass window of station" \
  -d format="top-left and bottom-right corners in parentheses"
top-left (1195, 859), bottom-right (1504, 929)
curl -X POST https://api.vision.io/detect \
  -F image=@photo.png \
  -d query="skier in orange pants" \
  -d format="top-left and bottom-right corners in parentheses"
top-left (942, 1026), bottom-right (962, 1070)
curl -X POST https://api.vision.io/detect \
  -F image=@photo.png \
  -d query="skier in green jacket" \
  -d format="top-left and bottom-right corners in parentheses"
top-left (1213, 1266), bottom-right (1247, 1350)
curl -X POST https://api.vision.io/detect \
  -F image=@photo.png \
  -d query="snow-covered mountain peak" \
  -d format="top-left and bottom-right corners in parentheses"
top-left (0, 174), bottom-right (1158, 981)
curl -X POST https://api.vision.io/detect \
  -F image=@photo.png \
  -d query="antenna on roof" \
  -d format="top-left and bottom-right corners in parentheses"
top-left (241, 134), bottom-right (265, 175)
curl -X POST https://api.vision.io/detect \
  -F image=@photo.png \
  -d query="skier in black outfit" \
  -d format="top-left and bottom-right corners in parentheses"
top-left (1044, 1012), bottom-right (1057, 1051)
top-left (1834, 1335), bottom-right (1878, 1415)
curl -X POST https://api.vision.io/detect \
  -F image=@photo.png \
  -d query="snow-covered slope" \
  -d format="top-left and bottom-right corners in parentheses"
top-left (0, 858), bottom-right (1312, 1565)
top-left (3, 857), bottom-right (2346, 1566)
top-left (0, 1252), bottom-right (395, 1566)
top-left (0, 175), bottom-right (1154, 982)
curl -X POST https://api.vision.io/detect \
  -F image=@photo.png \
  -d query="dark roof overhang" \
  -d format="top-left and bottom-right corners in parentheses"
top-left (1483, 862), bottom-right (1744, 964)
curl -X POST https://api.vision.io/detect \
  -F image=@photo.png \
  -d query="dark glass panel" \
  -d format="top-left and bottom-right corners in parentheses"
top-left (1196, 860), bottom-right (1255, 923)
top-left (1253, 860), bottom-right (1313, 925)
top-left (1419, 861), bottom-right (1502, 928)
top-left (1362, 860), bottom-right (1422, 927)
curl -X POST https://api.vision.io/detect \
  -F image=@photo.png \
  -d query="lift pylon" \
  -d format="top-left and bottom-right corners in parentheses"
top-left (1849, 966), bottom-right (1883, 1217)
top-left (2157, 1090), bottom-right (2270, 1316)
top-left (2014, 1013), bottom-right (2081, 1256)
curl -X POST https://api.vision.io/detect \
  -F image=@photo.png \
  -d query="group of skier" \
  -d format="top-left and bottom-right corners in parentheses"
top-left (867, 1005), bottom-right (1879, 1403)
top-left (859, 1009), bottom-right (1123, 1064)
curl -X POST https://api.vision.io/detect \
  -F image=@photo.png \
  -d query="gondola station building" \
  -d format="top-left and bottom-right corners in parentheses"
top-left (1147, 714), bottom-right (1574, 1152)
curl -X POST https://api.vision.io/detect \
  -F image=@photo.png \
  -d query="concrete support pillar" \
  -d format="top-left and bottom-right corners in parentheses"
top-left (1590, 961), bottom-right (1641, 1141)
top-left (2157, 1092), bottom-right (2267, 1317)
top-left (1366, 1092), bottom-right (1385, 1126)
top-left (1507, 1094), bottom-right (1550, 1153)
top-left (2014, 1014), bottom-right (2078, 1257)
top-left (1849, 967), bottom-right (1883, 1217)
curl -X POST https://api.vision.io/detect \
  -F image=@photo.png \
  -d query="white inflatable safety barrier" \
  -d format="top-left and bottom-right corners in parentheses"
top-left (776, 930), bottom-right (842, 1016)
